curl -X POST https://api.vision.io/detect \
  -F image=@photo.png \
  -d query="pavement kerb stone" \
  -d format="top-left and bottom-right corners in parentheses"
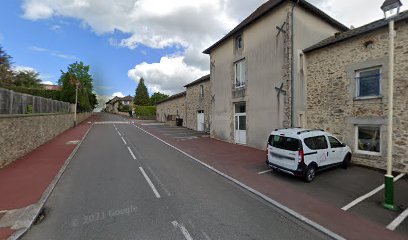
top-left (7, 123), bottom-right (94, 240)
top-left (131, 123), bottom-right (345, 240)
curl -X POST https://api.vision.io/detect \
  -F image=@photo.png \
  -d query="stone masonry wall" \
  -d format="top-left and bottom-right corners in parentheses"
top-left (156, 95), bottom-right (186, 126)
top-left (305, 21), bottom-right (408, 172)
top-left (185, 79), bottom-right (211, 131)
top-left (0, 112), bottom-right (92, 168)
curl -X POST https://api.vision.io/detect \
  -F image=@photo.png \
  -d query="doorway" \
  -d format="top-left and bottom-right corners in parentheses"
top-left (197, 110), bottom-right (204, 131)
top-left (234, 102), bottom-right (246, 144)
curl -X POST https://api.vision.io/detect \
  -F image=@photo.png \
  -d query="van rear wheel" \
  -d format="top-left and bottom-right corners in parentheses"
top-left (304, 166), bottom-right (316, 182)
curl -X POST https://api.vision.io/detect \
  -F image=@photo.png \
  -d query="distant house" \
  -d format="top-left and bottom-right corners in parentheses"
top-left (303, 11), bottom-right (408, 172)
top-left (105, 95), bottom-right (134, 113)
top-left (184, 74), bottom-right (211, 132)
top-left (156, 92), bottom-right (186, 126)
top-left (41, 84), bottom-right (61, 90)
top-left (203, 0), bottom-right (347, 149)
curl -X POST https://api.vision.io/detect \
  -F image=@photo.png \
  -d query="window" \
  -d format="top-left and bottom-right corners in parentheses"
top-left (356, 68), bottom-right (381, 97)
top-left (268, 135), bottom-right (301, 151)
top-left (200, 84), bottom-right (204, 97)
top-left (235, 59), bottom-right (246, 88)
top-left (235, 35), bottom-right (243, 49)
top-left (328, 136), bottom-right (343, 148)
top-left (304, 136), bottom-right (328, 150)
top-left (235, 102), bottom-right (246, 113)
top-left (356, 126), bottom-right (381, 154)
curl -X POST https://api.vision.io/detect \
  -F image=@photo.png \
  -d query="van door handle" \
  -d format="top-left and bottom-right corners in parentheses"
top-left (327, 152), bottom-right (328, 156)
top-left (332, 150), bottom-right (335, 152)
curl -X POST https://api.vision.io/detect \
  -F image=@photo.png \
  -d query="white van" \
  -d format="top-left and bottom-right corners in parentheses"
top-left (266, 128), bottom-right (352, 182)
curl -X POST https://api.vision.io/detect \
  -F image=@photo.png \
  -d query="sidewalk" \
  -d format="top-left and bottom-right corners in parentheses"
top-left (0, 115), bottom-right (96, 239)
top-left (134, 121), bottom-right (406, 240)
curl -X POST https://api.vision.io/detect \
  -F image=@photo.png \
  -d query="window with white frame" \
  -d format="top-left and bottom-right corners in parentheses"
top-left (355, 68), bottom-right (381, 97)
top-left (235, 59), bottom-right (246, 88)
top-left (235, 35), bottom-right (243, 49)
top-left (356, 125), bottom-right (381, 155)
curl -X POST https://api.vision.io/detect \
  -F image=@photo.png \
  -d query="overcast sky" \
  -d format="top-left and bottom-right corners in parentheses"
top-left (1, 0), bottom-right (406, 109)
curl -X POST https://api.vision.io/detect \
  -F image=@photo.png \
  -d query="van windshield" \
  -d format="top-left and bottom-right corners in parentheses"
top-left (268, 135), bottom-right (301, 151)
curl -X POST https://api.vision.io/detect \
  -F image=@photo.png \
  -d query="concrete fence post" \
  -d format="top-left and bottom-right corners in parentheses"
top-left (9, 90), bottom-right (13, 115)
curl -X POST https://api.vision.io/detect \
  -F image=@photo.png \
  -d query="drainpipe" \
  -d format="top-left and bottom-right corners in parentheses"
top-left (290, 1), bottom-right (299, 127)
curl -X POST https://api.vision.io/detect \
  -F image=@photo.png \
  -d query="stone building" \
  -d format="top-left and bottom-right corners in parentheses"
top-left (203, 0), bottom-right (347, 149)
top-left (156, 92), bottom-right (186, 126)
top-left (105, 96), bottom-right (133, 113)
top-left (184, 74), bottom-right (211, 132)
top-left (303, 11), bottom-right (408, 172)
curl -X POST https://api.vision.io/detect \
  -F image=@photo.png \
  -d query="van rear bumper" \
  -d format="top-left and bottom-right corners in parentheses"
top-left (266, 160), bottom-right (307, 177)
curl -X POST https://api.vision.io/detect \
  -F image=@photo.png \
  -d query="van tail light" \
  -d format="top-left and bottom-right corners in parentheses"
top-left (298, 150), bottom-right (304, 163)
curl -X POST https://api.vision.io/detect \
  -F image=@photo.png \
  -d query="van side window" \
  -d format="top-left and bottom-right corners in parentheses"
top-left (268, 135), bottom-right (301, 151)
top-left (328, 136), bottom-right (343, 148)
top-left (304, 136), bottom-right (328, 150)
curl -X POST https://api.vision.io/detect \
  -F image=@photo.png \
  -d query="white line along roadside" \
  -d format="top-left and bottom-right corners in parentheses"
top-left (127, 146), bottom-right (137, 160)
top-left (121, 137), bottom-right (127, 145)
top-left (387, 207), bottom-right (408, 231)
top-left (341, 173), bottom-right (405, 211)
top-left (139, 167), bottom-right (161, 198)
top-left (258, 169), bottom-right (272, 175)
top-left (171, 221), bottom-right (193, 240)
top-left (131, 123), bottom-right (345, 240)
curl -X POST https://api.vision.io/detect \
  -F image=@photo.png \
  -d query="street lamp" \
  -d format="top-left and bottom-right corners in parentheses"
top-left (69, 74), bottom-right (80, 126)
top-left (381, 0), bottom-right (402, 211)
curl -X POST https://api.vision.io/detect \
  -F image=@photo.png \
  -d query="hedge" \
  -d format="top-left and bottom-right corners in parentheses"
top-left (5, 86), bottom-right (61, 101)
top-left (135, 105), bottom-right (156, 117)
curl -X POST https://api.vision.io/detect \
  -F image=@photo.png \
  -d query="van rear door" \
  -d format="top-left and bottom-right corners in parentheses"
top-left (267, 135), bottom-right (301, 171)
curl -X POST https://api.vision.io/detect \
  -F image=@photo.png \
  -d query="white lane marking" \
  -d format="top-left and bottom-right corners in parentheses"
top-left (146, 166), bottom-right (171, 196)
top-left (121, 137), bottom-right (127, 145)
top-left (132, 123), bottom-right (345, 240)
top-left (258, 169), bottom-right (272, 175)
top-left (174, 136), bottom-right (198, 139)
top-left (341, 173), bottom-right (405, 211)
top-left (127, 146), bottom-right (137, 160)
top-left (171, 221), bottom-right (193, 240)
top-left (387, 207), bottom-right (408, 231)
top-left (139, 167), bottom-right (161, 198)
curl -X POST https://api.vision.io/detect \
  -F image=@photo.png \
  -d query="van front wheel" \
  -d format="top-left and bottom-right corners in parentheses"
top-left (304, 166), bottom-right (316, 182)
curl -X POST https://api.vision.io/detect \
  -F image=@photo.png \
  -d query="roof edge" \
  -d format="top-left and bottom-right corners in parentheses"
top-left (156, 91), bottom-right (186, 105)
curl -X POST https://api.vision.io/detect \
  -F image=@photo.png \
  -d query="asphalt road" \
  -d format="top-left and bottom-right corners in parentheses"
top-left (23, 113), bottom-right (329, 240)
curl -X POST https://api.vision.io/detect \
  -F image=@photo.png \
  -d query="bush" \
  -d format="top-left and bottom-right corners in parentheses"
top-left (119, 104), bottom-right (131, 112)
top-left (5, 86), bottom-right (61, 101)
top-left (135, 105), bottom-right (156, 117)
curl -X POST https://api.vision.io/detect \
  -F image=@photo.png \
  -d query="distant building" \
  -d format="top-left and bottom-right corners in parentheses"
top-left (105, 95), bottom-right (134, 113)
top-left (41, 84), bottom-right (61, 90)
top-left (303, 11), bottom-right (408, 172)
top-left (156, 92), bottom-right (186, 126)
top-left (203, 0), bottom-right (347, 149)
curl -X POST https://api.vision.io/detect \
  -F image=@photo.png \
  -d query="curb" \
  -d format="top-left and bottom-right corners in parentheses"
top-left (131, 123), bottom-right (345, 240)
top-left (8, 124), bottom-right (94, 240)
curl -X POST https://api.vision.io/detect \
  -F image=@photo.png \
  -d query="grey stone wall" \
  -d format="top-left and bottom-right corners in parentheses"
top-left (156, 96), bottom-right (186, 126)
top-left (0, 112), bottom-right (91, 168)
top-left (305, 22), bottom-right (408, 172)
top-left (185, 80), bottom-right (211, 131)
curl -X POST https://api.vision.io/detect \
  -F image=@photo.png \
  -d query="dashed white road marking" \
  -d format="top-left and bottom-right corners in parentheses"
top-left (173, 136), bottom-right (198, 139)
top-left (127, 146), bottom-right (137, 160)
top-left (387, 207), bottom-right (408, 231)
top-left (171, 221), bottom-right (193, 240)
top-left (341, 173), bottom-right (405, 211)
top-left (121, 137), bottom-right (127, 145)
top-left (139, 167), bottom-right (161, 198)
top-left (257, 169), bottom-right (272, 175)
top-left (146, 166), bottom-right (171, 196)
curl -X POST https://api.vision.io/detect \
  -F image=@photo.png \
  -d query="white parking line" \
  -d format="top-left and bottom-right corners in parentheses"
top-left (121, 137), bottom-right (127, 145)
top-left (387, 207), bottom-right (408, 231)
top-left (171, 221), bottom-right (193, 240)
top-left (127, 146), bottom-right (136, 160)
top-left (258, 169), bottom-right (272, 175)
top-left (341, 173), bottom-right (405, 211)
top-left (139, 167), bottom-right (161, 198)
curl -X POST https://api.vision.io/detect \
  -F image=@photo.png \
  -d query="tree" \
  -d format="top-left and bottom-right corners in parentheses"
top-left (13, 70), bottom-right (42, 88)
top-left (150, 92), bottom-right (169, 105)
top-left (134, 78), bottom-right (150, 106)
top-left (58, 61), bottom-right (96, 112)
top-left (0, 45), bottom-right (15, 87)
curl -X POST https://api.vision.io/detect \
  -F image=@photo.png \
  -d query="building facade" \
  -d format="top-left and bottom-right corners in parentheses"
top-left (304, 11), bottom-right (408, 172)
top-left (156, 92), bottom-right (187, 126)
top-left (184, 75), bottom-right (211, 132)
top-left (203, 0), bottom-right (347, 149)
top-left (105, 96), bottom-right (133, 113)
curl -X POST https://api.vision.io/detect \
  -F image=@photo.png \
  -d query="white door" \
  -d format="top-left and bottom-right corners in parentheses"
top-left (234, 103), bottom-right (246, 144)
top-left (197, 111), bottom-right (205, 131)
top-left (327, 136), bottom-right (346, 164)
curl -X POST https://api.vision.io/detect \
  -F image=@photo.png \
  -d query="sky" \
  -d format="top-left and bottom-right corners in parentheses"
top-left (1, 0), bottom-right (407, 110)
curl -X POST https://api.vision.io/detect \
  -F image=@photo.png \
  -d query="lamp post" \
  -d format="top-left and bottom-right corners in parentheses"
top-left (70, 74), bottom-right (80, 127)
top-left (381, 0), bottom-right (402, 211)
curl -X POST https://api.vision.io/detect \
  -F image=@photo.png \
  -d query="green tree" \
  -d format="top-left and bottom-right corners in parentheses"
top-left (150, 92), bottom-right (169, 105)
top-left (58, 61), bottom-right (96, 112)
top-left (0, 45), bottom-right (15, 87)
top-left (14, 70), bottom-right (42, 88)
top-left (134, 78), bottom-right (150, 106)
